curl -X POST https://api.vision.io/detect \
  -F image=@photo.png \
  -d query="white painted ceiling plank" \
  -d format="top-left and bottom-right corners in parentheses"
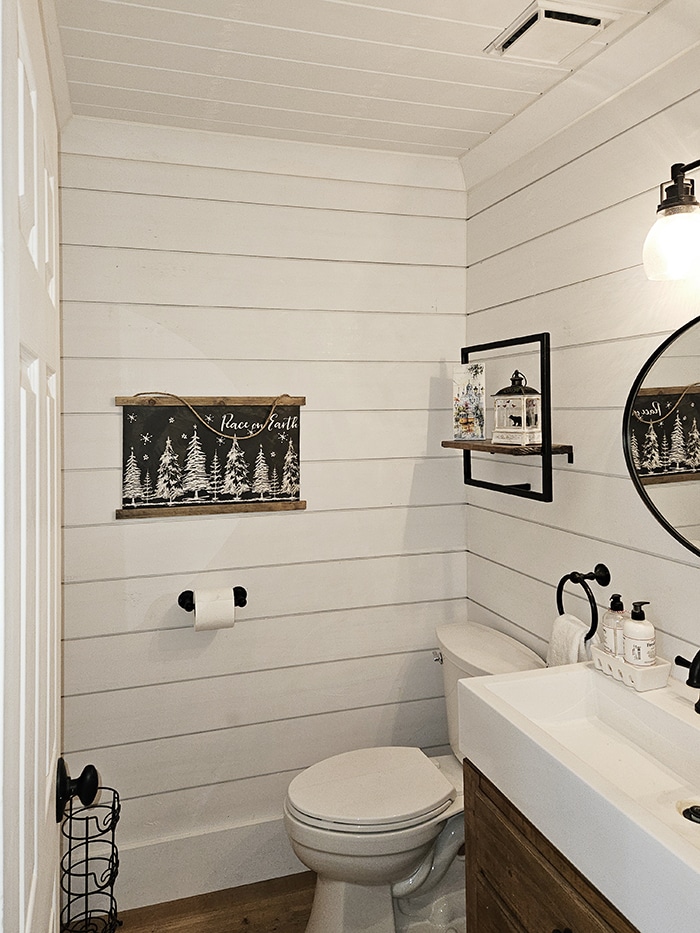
top-left (111, 0), bottom-right (522, 28)
top-left (67, 84), bottom-right (491, 150)
top-left (61, 38), bottom-right (540, 113)
top-left (63, 59), bottom-right (515, 131)
top-left (58, 26), bottom-right (566, 99)
top-left (59, 0), bottom-right (501, 54)
top-left (66, 109), bottom-right (468, 155)
top-left (316, 0), bottom-right (658, 19)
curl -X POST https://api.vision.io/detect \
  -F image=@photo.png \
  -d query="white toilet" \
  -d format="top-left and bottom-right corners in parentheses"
top-left (283, 621), bottom-right (545, 933)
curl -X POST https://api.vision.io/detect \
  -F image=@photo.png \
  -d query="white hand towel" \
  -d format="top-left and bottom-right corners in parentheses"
top-left (546, 613), bottom-right (591, 666)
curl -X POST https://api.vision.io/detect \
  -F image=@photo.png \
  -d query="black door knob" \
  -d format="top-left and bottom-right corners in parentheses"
top-left (56, 757), bottom-right (99, 822)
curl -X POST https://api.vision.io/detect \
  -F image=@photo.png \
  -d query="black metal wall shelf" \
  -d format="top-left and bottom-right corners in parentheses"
top-left (444, 332), bottom-right (573, 502)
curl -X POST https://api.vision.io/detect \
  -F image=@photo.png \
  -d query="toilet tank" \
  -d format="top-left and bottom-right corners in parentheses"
top-left (435, 621), bottom-right (545, 759)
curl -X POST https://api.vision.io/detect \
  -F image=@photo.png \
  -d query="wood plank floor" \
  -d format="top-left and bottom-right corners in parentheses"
top-left (118, 872), bottom-right (316, 933)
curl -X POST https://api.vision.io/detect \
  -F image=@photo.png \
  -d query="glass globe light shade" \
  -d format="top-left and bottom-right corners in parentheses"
top-left (643, 204), bottom-right (700, 280)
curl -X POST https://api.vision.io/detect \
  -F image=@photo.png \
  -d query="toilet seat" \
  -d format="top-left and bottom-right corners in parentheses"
top-left (285, 797), bottom-right (454, 834)
top-left (286, 747), bottom-right (455, 834)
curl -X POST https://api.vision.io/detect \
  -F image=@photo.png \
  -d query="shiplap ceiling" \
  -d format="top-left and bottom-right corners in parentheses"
top-left (55, 0), bottom-right (665, 157)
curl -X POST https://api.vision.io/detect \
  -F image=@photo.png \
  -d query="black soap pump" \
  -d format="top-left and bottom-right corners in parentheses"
top-left (623, 600), bottom-right (656, 667)
top-left (601, 593), bottom-right (626, 657)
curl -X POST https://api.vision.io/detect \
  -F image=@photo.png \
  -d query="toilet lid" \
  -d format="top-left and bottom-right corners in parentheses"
top-left (286, 747), bottom-right (455, 833)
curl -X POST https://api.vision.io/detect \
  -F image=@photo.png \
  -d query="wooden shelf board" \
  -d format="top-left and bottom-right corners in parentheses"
top-left (442, 439), bottom-right (574, 459)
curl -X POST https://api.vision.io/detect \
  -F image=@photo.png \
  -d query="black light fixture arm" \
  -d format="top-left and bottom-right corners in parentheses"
top-left (676, 158), bottom-right (700, 175)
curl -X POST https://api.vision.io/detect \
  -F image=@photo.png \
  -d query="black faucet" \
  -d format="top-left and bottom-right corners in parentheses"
top-left (675, 651), bottom-right (700, 713)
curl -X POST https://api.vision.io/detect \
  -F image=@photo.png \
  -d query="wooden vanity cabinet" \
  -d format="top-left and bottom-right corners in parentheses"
top-left (463, 759), bottom-right (641, 933)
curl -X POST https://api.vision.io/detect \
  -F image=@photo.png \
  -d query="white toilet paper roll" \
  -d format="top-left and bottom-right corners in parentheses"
top-left (193, 586), bottom-right (236, 631)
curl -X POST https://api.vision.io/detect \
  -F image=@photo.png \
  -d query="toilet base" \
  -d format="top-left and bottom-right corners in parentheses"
top-left (394, 854), bottom-right (466, 933)
top-left (304, 877), bottom-right (396, 933)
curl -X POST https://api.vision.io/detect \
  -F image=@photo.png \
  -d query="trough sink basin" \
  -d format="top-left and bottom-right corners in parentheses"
top-left (458, 662), bottom-right (700, 933)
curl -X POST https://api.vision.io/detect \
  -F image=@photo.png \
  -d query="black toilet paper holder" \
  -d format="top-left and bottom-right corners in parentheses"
top-left (178, 587), bottom-right (248, 612)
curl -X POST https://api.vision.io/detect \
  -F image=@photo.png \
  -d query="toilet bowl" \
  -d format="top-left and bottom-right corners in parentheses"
top-left (284, 621), bottom-right (545, 933)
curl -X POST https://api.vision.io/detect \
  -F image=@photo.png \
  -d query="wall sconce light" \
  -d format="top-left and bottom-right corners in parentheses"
top-left (643, 160), bottom-right (700, 280)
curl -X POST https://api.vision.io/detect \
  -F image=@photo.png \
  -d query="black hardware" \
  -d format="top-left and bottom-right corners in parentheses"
top-left (460, 333), bottom-right (556, 501)
top-left (556, 563), bottom-right (611, 642)
top-left (178, 590), bottom-right (195, 611)
top-left (655, 160), bottom-right (700, 212)
top-left (552, 929), bottom-right (573, 933)
top-left (675, 651), bottom-right (700, 713)
top-left (178, 586), bottom-right (247, 612)
top-left (56, 757), bottom-right (99, 823)
top-left (682, 805), bottom-right (700, 823)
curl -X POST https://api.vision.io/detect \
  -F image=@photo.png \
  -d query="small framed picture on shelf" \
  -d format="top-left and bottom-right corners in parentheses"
top-left (453, 362), bottom-right (485, 440)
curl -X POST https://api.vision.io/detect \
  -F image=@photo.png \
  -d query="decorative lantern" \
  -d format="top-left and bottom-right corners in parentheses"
top-left (492, 370), bottom-right (542, 445)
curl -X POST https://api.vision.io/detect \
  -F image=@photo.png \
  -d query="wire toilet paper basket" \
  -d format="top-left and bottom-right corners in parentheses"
top-left (60, 786), bottom-right (121, 932)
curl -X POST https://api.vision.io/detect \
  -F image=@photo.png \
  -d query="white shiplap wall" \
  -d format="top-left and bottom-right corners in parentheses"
top-left (59, 118), bottom-right (468, 909)
top-left (60, 1), bottom-right (700, 914)
top-left (459, 3), bottom-right (700, 671)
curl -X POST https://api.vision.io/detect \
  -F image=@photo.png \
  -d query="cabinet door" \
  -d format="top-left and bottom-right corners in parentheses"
top-left (475, 792), bottom-right (613, 933)
top-left (464, 760), bottom-right (640, 933)
top-left (474, 876), bottom-right (524, 933)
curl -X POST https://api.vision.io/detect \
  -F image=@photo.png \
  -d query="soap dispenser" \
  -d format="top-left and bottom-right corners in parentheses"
top-left (623, 601), bottom-right (656, 667)
top-left (601, 593), bottom-right (627, 657)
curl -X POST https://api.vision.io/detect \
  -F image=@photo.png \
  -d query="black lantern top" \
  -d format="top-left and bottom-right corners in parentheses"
top-left (493, 370), bottom-right (540, 397)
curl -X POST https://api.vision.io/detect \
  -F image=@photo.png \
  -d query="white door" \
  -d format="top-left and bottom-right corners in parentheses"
top-left (2, 0), bottom-right (62, 930)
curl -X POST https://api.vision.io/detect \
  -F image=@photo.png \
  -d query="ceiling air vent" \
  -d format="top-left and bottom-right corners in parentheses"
top-left (485, 1), bottom-right (612, 64)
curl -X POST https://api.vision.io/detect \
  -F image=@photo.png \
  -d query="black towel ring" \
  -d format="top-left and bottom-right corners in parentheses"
top-left (555, 563), bottom-right (611, 642)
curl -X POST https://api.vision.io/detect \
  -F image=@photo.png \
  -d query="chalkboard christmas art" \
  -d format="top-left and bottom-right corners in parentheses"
top-left (117, 394), bottom-right (306, 518)
top-left (629, 385), bottom-right (700, 484)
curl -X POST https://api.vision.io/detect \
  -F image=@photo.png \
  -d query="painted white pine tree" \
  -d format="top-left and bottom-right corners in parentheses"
top-left (155, 436), bottom-right (183, 504)
top-left (142, 470), bottom-right (154, 503)
top-left (252, 445), bottom-right (272, 498)
top-left (630, 431), bottom-right (641, 470)
top-left (183, 424), bottom-right (209, 500)
top-left (281, 437), bottom-right (300, 497)
top-left (270, 466), bottom-right (280, 498)
top-left (660, 432), bottom-right (670, 471)
top-left (668, 411), bottom-right (688, 470)
top-left (223, 436), bottom-right (250, 498)
top-left (210, 450), bottom-right (222, 500)
top-left (687, 417), bottom-right (700, 469)
top-left (123, 447), bottom-right (143, 505)
top-left (641, 423), bottom-right (662, 472)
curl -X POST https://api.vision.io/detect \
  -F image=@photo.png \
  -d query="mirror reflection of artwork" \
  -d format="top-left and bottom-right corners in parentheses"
top-left (629, 386), bottom-right (700, 484)
top-left (453, 362), bottom-right (485, 440)
top-left (117, 395), bottom-right (306, 519)
top-left (623, 314), bottom-right (700, 558)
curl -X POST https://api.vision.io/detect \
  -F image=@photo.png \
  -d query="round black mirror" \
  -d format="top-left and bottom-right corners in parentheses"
top-left (623, 314), bottom-right (700, 559)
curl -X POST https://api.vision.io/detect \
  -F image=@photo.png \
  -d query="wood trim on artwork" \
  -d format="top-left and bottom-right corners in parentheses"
top-left (634, 386), bottom-right (688, 397)
top-left (117, 395), bottom-right (307, 407)
top-left (116, 500), bottom-right (307, 519)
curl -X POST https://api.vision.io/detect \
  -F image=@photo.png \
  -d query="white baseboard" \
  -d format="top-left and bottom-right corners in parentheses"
top-left (115, 816), bottom-right (304, 912)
